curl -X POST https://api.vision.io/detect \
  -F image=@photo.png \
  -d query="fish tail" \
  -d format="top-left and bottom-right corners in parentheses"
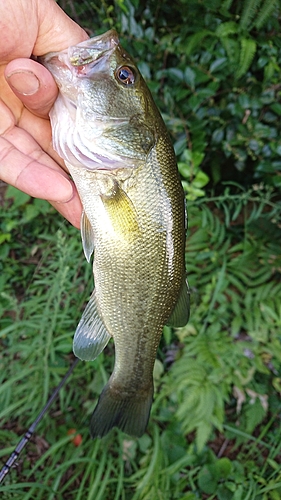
top-left (90, 382), bottom-right (154, 438)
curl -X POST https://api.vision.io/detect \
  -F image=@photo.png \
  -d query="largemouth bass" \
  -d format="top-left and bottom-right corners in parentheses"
top-left (41, 29), bottom-right (189, 438)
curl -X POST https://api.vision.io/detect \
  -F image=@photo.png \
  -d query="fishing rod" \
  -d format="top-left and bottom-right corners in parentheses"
top-left (0, 357), bottom-right (79, 484)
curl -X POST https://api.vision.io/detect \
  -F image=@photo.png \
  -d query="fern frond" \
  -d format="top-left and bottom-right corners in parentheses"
top-left (254, 0), bottom-right (279, 29)
top-left (216, 21), bottom-right (238, 38)
top-left (239, 0), bottom-right (262, 30)
top-left (221, 36), bottom-right (240, 65)
top-left (184, 29), bottom-right (213, 56)
top-left (227, 273), bottom-right (246, 294)
top-left (236, 37), bottom-right (257, 78)
top-left (255, 281), bottom-right (281, 301)
top-left (220, 0), bottom-right (235, 15)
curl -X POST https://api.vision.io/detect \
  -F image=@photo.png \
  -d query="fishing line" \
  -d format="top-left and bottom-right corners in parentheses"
top-left (0, 357), bottom-right (79, 484)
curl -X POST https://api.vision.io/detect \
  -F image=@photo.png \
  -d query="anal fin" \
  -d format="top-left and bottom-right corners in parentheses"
top-left (73, 290), bottom-right (111, 361)
top-left (167, 278), bottom-right (190, 328)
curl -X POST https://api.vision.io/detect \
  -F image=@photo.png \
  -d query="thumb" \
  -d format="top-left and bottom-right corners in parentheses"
top-left (5, 58), bottom-right (58, 118)
top-left (5, 0), bottom-right (89, 119)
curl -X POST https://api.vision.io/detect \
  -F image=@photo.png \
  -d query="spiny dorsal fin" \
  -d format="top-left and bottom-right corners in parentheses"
top-left (73, 290), bottom-right (111, 361)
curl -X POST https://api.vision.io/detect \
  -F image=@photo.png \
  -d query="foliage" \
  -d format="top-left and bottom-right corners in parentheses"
top-left (59, 0), bottom-right (281, 192)
top-left (1, 184), bottom-right (281, 499)
top-left (164, 184), bottom-right (281, 452)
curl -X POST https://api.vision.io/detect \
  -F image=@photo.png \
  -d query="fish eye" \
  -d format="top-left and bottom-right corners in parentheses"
top-left (116, 66), bottom-right (135, 85)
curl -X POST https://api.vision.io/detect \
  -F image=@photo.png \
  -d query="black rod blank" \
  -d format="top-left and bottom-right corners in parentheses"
top-left (0, 357), bottom-right (79, 484)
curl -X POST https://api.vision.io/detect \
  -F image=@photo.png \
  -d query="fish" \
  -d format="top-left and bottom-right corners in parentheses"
top-left (41, 29), bottom-right (189, 438)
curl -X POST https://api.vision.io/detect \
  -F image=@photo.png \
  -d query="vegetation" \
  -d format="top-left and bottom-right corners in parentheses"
top-left (1, 0), bottom-right (281, 498)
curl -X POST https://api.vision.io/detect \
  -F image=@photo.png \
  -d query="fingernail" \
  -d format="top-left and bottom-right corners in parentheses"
top-left (56, 177), bottom-right (75, 204)
top-left (6, 70), bottom-right (40, 96)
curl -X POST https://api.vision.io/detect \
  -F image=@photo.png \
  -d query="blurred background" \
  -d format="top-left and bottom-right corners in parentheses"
top-left (1, 1), bottom-right (281, 498)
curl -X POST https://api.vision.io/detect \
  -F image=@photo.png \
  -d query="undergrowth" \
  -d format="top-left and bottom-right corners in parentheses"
top-left (1, 184), bottom-right (281, 499)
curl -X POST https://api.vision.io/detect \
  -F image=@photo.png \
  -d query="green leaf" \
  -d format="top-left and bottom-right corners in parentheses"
top-left (5, 185), bottom-right (30, 207)
top-left (216, 457), bottom-right (232, 478)
top-left (196, 421), bottom-right (213, 452)
top-left (270, 102), bottom-right (281, 116)
top-left (198, 464), bottom-right (218, 494)
top-left (216, 21), bottom-right (238, 37)
top-left (184, 30), bottom-right (213, 55)
top-left (23, 204), bottom-right (40, 222)
top-left (184, 67), bottom-right (196, 90)
top-left (210, 57), bottom-right (228, 73)
top-left (0, 233), bottom-right (11, 245)
top-left (193, 170), bottom-right (209, 188)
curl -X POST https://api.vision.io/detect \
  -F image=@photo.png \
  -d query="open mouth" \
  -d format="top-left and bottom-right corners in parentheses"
top-left (41, 30), bottom-right (119, 73)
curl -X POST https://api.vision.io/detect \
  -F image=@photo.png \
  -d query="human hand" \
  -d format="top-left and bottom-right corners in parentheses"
top-left (0, 0), bottom-right (89, 228)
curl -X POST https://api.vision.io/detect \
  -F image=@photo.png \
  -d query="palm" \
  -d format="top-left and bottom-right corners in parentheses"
top-left (0, 0), bottom-right (88, 227)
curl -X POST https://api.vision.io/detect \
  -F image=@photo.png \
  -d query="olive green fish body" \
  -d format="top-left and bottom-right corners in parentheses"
top-left (41, 30), bottom-right (189, 438)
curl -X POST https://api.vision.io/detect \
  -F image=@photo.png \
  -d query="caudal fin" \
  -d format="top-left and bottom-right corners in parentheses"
top-left (90, 382), bottom-right (154, 438)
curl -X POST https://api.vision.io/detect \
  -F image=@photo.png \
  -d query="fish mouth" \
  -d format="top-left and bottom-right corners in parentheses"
top-left (69, 30), bottom-right (119, 67)
top-left (40, 30), bottom-right (141, 171)
top-left (40, 29), bottom-right (119, 79)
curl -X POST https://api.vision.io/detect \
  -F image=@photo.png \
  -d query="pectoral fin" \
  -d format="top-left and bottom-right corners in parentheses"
top-left (101, 181), bottom-right (140, 237)
top-left (73, 290), bottom-right (111, 361)
top-left (167, 279), bottom-right (190, 328)
top-left (81, 210), bottom-right (95, 263)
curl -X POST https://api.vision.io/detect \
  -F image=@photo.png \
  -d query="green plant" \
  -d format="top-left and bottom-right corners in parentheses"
top-left (162, 185), bottom-right (281, 450)
top-left (1, 184), bottom-right (281, 499)
top-left (68, 0), bottom-right (280, 191)
top-left (57, 1), bottom-right (281, 191)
